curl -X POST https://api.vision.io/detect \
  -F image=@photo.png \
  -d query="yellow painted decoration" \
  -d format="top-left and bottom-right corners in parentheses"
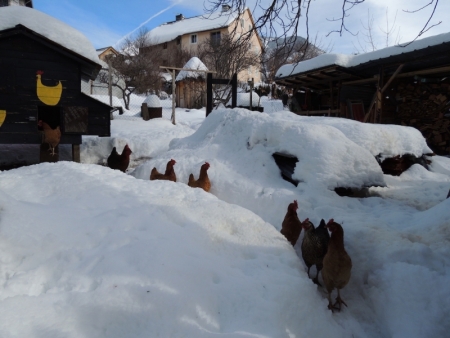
top-left (36, 70), bottom-right (62, 106)
top-left (0, 109), bottom-right (5, 127)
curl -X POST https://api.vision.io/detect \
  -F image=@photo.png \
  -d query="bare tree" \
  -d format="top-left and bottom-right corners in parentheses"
top-left (98, 28), bottom-right (163, 109)
top-left (205, 0), bottom-right (442, 69)
top-left (262, 34), bottom-right (329, 83)
top-left (198, 33), bottom-right (260, 79)
top-left (353, 8), bottom-right (402, 53)
top-left (197, 33), bottom-right (261, 106)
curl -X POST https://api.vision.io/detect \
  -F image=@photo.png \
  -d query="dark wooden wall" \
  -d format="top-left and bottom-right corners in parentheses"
top-left (0, 32), bottom-right (110, 145)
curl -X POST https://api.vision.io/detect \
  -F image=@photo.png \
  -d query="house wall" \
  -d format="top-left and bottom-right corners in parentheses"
top-left (0, 33), bottom-right (110, 144)
top-left (148, 8), bottom-right (262, 84)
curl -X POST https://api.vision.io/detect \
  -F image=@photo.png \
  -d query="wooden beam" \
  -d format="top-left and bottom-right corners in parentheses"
top-left (301, 109), bottom-right (340, 115)
top-left (381, 63), bottom-right (404, 93)
top-left (396, 65), bottom-right (450, 79)
top-left (160, 66), bottom-right (216, 73)
top-left (363, 92), bottom-right (377, 123)
top-left (342, 77), bottom-right (378, 85)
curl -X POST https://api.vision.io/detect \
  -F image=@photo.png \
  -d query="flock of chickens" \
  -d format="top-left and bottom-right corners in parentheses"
top-left (280, 200), bottom-right (352, 312)
top-left (106, 144), bottom-right (211, 192)
top-left (107, 144), bottom-right (350, 312)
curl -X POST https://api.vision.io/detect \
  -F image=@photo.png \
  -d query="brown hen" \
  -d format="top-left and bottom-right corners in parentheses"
top-left (301, 218), bottom-right (330, 286)
top-left (107, 144), bottom-right (132, 173)
top-left (321, 219), bottom-right (352, 311)
top-left (38, 120), bottom-right (61, 156)
top-left (280, 200), bottom-right (302, 246)
top-left (188, 162), bottom-right (211, 192)
top-left (150, 159), bottom-right (177, 182)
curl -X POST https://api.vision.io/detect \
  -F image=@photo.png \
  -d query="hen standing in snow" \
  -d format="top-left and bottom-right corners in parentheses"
top-left (321, 219), bottom-right (352, 311)
top-left (301, 218), bottom-right (330, 286)
top-left (188, 162), bottom-right (211, 192)
top-left (107, 144), bottom-right (132, 173)
top-left (150, 159), bottom-right (177, 182)
top-left (280, 200), bottom-right (302, 246)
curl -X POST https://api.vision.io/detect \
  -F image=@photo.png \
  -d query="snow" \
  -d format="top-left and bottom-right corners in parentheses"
top-left (175, 57), bottom-right (209, 82)
top-left (229, 92), bottom-right (261, 107)
top-left (147, 9), bottom-right (237, 45)
top-left (1, 107), bottom-right (450, 338)
top-left (260, 100), bottom-right (284, 114)
top-left (143, 94), bottom-right (161, 108)
top-left (0, 6), bottom-right (100, 65)
top-left (276, 31), bottom-right (450, 78)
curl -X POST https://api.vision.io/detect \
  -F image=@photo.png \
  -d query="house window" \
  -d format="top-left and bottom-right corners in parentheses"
top-left (163, 42), bottom-right (167, 49)
top-left (240, 19), bottom-right (244, 27)
top-left (176, 37), bottom-right (181, 45)
top-left (248, 24), bottom-right (252, 31)
top-left (211, 31), bottom-right (221, 45)
top-left (0, 0), bottom-right (9, 6)
top-left (191, 34), bottom-right (197, 44)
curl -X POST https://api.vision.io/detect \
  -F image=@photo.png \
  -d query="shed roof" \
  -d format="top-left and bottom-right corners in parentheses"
top-left (275, 32), bottom-right (450, 90)
top-left (0, 6), bottom-right (100, 65)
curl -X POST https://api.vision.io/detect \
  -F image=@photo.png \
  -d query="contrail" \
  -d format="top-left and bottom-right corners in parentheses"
top-left (115, 0), bottom-right (185, 47)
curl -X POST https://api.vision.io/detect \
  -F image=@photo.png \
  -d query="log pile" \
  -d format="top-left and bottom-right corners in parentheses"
top-left (395, 81), bottom-right (450, 155)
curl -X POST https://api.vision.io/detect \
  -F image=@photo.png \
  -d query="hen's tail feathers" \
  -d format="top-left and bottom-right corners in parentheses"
top-left (150, 167), bottom-right (159, 180)
top-left (188, 173), bottom-right (195, 187)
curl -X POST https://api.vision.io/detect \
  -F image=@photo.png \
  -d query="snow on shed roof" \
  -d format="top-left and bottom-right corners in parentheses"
top-left (0, 6), bottom-right (100, 65)
top-left (176, 57), bottom-right (209, 82)
top-left (147, 9), bottom-right (238, 45)
top-left (276, 31), bottom-right (450, 78)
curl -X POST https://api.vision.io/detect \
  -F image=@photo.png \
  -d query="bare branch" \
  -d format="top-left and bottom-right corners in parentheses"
top-left (400, 0), bottom-right (441, 47)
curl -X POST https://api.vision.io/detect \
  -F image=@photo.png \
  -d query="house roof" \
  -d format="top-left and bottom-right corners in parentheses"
top-left (96, 46), bottom-right (120, 58)
top-left (275, 31), bottom-right (450, 90)
top-left (146, 9), bottom-right (239, 44)
top-left (0, 6), bottom-right (100, 65)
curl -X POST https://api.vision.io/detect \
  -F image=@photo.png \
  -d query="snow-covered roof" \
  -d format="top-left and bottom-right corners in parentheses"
top-left (160, 72), bottom-right (172, 82)
top-left (147, 9), bottom-right (238, 45)
top-left (276, 31), bottom-right (450, 78)
top-left (0, 6), bottom-right (100, 65)
top-left (175, 57), bottom-right (208, 82)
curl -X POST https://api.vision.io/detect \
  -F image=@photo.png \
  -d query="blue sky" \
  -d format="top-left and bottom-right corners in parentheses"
top-left (33, 0), bottom-right (450, 54)
top-left (33, 0), bottom-right (204, 49)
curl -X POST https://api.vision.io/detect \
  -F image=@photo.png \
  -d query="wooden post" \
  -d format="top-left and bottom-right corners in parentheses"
top-left (374, 66), bottom-right (384, 123)
top-left (141, 103), bottom-right (149, 121)
top-left (171, 69), bottom-right (176, 125)
top-left (207, 73), bottom-right (213, 116)
top-left (72, 144), bottom-right (80, 163)
top-left (108, 58), bottom-right (113, 107)
top-left (231, 73), bottom-right (237, 108)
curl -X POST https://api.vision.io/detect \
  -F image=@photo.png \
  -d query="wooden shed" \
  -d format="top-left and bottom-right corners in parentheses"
top-left (175, 57), bottom-right (208, 109)
top-left (0, 6), bottom-right (111, 162)
top-left (275, 33), bottom-right (450, 155)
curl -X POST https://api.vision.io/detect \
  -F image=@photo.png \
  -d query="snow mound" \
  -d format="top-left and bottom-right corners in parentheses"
top-left (270, 113), bottom-right (432, 161)
top-left (143, 94), bottom-right (161, 107)
top-left (0, 162), bottom-right (339, 337)
top-left (132, 108), bottom-right (386, 190)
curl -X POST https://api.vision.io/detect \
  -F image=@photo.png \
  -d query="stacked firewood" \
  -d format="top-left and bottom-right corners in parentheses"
top-left (395, 81), bottom-right (450, 155)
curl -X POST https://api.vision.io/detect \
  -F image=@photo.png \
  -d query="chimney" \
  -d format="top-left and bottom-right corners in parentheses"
top-left (222, 4), bottom-right (231, 12)
top-left (175, 14), bottom-right (184, 21)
